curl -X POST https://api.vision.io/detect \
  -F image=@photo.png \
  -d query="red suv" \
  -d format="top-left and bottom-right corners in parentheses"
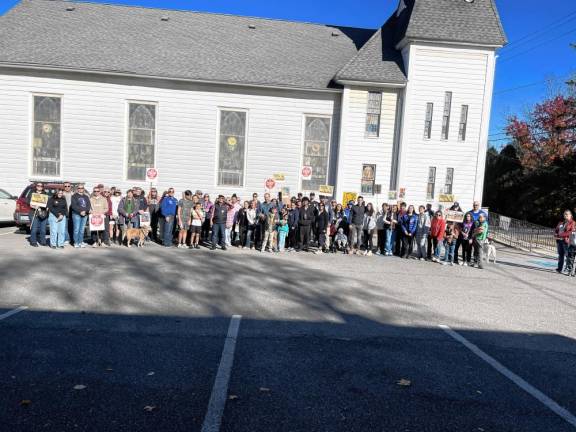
top-left (14, 182), bottom-right (73, 231)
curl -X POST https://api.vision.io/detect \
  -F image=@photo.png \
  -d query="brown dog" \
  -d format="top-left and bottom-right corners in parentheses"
top-left (124, 226), bottom-right (151, 247)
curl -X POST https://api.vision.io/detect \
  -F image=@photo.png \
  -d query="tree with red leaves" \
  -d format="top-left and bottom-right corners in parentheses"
top-left (506, 95), bottom-right (576, 170)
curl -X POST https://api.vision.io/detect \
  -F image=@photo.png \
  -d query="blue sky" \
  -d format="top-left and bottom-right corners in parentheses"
top-left (1, 0), bottom-right (574, 147)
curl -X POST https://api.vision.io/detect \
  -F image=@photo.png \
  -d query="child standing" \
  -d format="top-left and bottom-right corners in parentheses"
top-left (442, 222), bottom-right (458, 266)
top-left (261, 207), bottom-right (279, 252)
top-left (277, 208), bottom-right (289, 252)
top-left (190, 203), bottom-right (205, 249)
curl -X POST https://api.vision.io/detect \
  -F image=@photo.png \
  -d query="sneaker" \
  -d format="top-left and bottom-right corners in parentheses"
top-left (80, 243), bottom-right (87, 248)
top-left (367, 251), bottom-right (373, 257)
top-left (58, 246), bottom-right (65, 249)
top-left (463, 262), bottom-right (468, 267)
top-left (222, 246), bottom-right (227, 251)
top-left (442, 262), bottom-right (448, 266)
top-left (314, 250), bottom-right (321, 254)
top-left (195, 245), bottom-right (200, 249)
top-left (74, 244), bottom-right (80, 249)
top-left (63, 241), bottom-right (70, 246)
top-left (50, 246), bottom-right (56, 250)
top-left (419, 257), bottom-right (425, 261)
top-left (450, 262), bottom-right (454, 266)
top-left (92, 243), bottom-right (98, 248)
top-left (375, 251), bottom-right (381, 256)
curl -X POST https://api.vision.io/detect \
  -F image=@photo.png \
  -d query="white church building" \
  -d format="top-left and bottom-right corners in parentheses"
top-left (0, 0), bottom-right (506, 207)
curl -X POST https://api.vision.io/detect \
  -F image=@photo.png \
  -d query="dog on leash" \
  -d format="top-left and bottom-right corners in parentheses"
top-left (483, 238), bottom-right (497, 264)
top-left (124, 226), bottom-right (151, 247)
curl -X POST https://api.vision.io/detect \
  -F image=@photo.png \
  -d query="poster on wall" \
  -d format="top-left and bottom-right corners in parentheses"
top-left (399, 188), bottom-right (406, 199)
top-left (265, 178), bottom-right (276, 192)
top-left (273, 173), bottom-right (286, 182)
top-left (319, 185), bottom-right (334, 196)
top-left (388, 191), bottom-right (398, 201)
top-left (439, 194), bottom-right (455, 203)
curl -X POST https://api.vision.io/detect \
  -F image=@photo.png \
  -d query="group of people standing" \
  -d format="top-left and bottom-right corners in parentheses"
top-left (27, 182), bottom-right (490, 268)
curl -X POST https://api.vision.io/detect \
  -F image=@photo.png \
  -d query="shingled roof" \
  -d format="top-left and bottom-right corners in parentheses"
top-left (0, 0), bottom-right (376, 90)
top-left (0, 0), bottom-right (506, 90)
top-left (394, 0), bottom-right (507, 47)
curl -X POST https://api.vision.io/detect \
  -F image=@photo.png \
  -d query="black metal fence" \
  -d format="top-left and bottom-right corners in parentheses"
top-left (488, 212), bottom-right (556, 254)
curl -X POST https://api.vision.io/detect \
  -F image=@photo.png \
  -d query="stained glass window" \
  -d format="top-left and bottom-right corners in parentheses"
top-left (302, 116), bottom-right (331, 191)
top-left (218, 110), bottom-right (247, 186)
top-left (33, 96), bottom-right (61, 176)
top-left (127, 103), bottom-right (156, 181)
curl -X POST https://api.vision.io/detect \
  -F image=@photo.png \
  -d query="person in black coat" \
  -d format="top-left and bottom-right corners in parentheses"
top-left (315, 203), bottom-right (330, 253)
top-left (297, 197), bottom-right (316, 252)
top-left (47, 189), bottom-right (68, 249)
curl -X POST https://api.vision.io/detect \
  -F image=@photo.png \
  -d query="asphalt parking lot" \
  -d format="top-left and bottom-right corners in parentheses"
top-left (1, 229), bottom-right (575, 432)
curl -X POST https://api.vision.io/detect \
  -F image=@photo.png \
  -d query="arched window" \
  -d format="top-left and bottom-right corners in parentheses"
top-left (127, 103), bottom-right (156, 181)
top-left (218, 110), bottom-right (247, 186)
top-left (302, 116), bottom-right (331, 191)
top-left (32, 96), bottom-right (61, 176)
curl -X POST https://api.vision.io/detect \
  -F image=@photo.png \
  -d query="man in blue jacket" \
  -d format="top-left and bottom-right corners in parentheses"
top-left (160, 188), bottom-right (178, 247)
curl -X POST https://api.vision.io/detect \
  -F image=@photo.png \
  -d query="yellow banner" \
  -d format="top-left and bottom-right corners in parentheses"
top-left (342, 192), bottom-right (357, 205)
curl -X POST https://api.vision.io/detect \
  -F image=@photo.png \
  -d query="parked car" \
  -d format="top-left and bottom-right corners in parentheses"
top-left (0, 188), bottom-right (17, 223)
top-left (14, 182), bottom-right (67, 232)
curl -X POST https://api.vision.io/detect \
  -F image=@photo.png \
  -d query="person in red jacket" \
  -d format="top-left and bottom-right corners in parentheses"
top-left (555, 210), bottom-right (575, 274)
top-left (430, 210), bottom-right (447, 263)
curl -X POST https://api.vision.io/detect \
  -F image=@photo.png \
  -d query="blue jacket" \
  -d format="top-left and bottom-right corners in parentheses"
top-left (400, 213), bottom-right (418, 235)
top-left (160, 196), bottom-right (178, 217)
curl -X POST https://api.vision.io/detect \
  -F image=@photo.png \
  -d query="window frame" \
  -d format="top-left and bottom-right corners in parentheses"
top-left (125, 100), bottom-right (159, 182)
top-left (458, 105), bottom-right (469, 142)
top-left (300, 114), bottom-right (332, 193)
top-left (30, 93), bottom-right (63, 180)
top-left (441, 92), bottom-right (452, 140)
top-left (215, 107), bottom-right (249, 189)
top-left (424, 102), bottom-right (433, 140)
top-left (426, 166), bottom-right (437, 200)
top-left (365, 91), bottom-right (382, 138)
top-left (444, 168), bottom-right (454, 195)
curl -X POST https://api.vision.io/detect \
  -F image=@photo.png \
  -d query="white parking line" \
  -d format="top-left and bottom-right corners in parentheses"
top-left (0, 231), bottom-right (16, 236)
top-left (439, 324), bottom-right (576, 429)
top-left (201, 315), bottom-right (242, 432)
top-left (0, 306), bottom-right (28, 320)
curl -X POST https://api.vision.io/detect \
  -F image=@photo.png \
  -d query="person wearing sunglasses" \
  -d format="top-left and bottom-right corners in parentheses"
top-left (90, 186), bottom-right (111, 247)
top-left (27, 182), bottom-right (49, 247)
top-left (70, 184), bottom-right (91, 248)
top-left (47, 188), bottom-right (68, 249)
top-left (62, 181), bottom-right (74, 245)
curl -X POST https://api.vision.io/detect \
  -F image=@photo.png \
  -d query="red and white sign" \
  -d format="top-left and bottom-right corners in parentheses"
top-left (301, 166), bottom-right (313, 181)
top-left (146, 168), bottom-right (159, 184)
top-left (89, 214), bottom-right (105, 232)
top-left (265, 178), bottom-right (276, 191)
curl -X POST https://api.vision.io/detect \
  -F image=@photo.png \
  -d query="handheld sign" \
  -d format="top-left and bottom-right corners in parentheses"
top-left (301, 166), bottom-right (312, 181)
top-left (30, 193), bottom-right (48, 209)
top-left (89, 214), bottom-right (105, 231)
top-left (146, 168), bottom-right (159, 184)
top-left (265, 178), bottom-right (276, 191)
top-left (342, 192), bottom-right (357, 205)
top-left (444, 210), bottom-right (465, 223)
top-left (140, 211), bottom-right (151, 227)
top-left (319, 185), bottom-right (334, 196)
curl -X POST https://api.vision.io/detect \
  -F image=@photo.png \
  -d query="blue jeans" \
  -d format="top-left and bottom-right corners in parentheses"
top-left (557, 240), bottom-right (568, 272)
top-left (212, 223), bottom-right (225, 248)
top-left (72, 213), bottom-right (87, 245)
top-left (30, 212), bottom-right (48, 245)
top-left (245, 227), bottom-right (254, 248)
top-left (163, 215), bottom-right (175, 246)
top-left (278, 230), bottom-right (287, 251)
top-left (385, 228), bottom-right (395, 253)
top-left (49, 214), bottom-right (66, 247)
top-left (443, 241), bottom-right (456, 263)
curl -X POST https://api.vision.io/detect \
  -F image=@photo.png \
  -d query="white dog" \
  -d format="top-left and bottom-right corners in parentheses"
top-left (483, 239), bottom-right (497, 264)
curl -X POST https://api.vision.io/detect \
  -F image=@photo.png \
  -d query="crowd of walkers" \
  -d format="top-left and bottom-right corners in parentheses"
top-left (26, 181), bottom-right (491, 269)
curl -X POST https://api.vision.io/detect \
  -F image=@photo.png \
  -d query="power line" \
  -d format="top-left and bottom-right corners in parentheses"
top-left (500, 27), bottom-right (576, 63)
top-left (488, 126), bottom-right (576, 142)
top-left (501, 11), bottom-right (576, 53)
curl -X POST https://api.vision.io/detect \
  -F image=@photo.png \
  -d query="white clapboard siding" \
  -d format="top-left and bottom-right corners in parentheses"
top-left (0, 69), bottom-right (340, 197)
top-left (398, 44), bottom-right (496, 209)
top-left (336, 87), bottom-right (400, 200)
